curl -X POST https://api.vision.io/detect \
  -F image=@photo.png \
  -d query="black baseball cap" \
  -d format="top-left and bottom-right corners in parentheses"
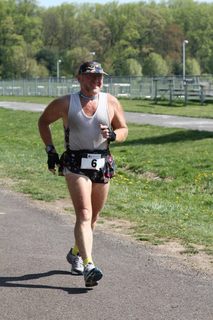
top-left (78, 61), bottom-right (108, 75)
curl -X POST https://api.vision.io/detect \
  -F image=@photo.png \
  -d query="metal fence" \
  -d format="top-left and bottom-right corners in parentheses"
top-left (0, 75), bottom-right (213, 103)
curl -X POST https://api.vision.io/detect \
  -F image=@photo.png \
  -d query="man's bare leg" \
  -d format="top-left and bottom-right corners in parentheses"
top-left (91, 182), bottom-right (110, 230)
top-left (65, 173), bottom-right (93, 261)
top-left (65, 173), bottom-right (109, 286)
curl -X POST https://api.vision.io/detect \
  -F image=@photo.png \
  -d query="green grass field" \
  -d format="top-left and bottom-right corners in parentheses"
top-left (0, 105), bottom-right (212, 255)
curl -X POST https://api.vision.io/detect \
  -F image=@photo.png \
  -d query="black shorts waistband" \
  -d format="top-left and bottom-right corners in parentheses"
top-left (66, 149), bottom-right (110, 157)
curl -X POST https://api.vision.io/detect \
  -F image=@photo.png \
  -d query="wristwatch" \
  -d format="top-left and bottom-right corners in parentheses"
top-left (45, 144), bottom-right (55, 153)
top-left (108, 130), bottom-right (116, 142)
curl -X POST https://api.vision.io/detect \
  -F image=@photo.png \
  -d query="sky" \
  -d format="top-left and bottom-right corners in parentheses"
top-left (38, 0), bottom-right (213, 8)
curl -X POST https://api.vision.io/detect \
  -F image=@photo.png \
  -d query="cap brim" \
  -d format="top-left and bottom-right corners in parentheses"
top-left (80, 71), bottom-right (108, 76)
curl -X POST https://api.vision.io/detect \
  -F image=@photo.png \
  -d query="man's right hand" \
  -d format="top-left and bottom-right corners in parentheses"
top-left (45, 145), bottom-right (60, 174)
top-left (47, 152), bottom-right (60, 174)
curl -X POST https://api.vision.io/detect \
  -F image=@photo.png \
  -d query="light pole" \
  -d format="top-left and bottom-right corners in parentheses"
top-left (57, 59), bottom-right (61, 80)
top-left (182, 40), bottom-right (188, 81)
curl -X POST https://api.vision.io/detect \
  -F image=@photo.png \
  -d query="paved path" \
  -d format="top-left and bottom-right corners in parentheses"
top-left (125, 112), bottom-right (213, 132)
top-left (1, 101), bottom-right (213, 131)
top-left (0, 188), bottom-right (212, 320)
top-left (0, 101), bottom-right (45, 112)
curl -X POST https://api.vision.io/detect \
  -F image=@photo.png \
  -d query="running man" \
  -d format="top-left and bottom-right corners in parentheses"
top-left (38, 61), bottom-right (128, 287)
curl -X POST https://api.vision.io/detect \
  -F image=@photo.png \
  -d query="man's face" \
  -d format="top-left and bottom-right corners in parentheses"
top-left (78, 73), bottom-right (104, 95)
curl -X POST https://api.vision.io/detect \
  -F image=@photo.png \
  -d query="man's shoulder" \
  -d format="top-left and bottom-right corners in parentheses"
top-left (48, 94), bottom-right (70, 114)
top-left (55, 94), bottom-right (70, 105)
top-left (106, 92), bottom-right (119, 104)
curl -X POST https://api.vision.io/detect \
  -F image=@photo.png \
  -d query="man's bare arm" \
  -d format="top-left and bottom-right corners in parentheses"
top-left (38, 95), bottom-right (69, 146)
top-left (108, 94), bottom-right (128, 142)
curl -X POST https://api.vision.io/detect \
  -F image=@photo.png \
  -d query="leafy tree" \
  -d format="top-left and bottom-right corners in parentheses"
top-left (63, 47), bottom-right (92, 76)
top-left (36, 48), bottom-right (58, 76)
top-left (125, 59), bottom-right (142, 76)
top-left (55, 4), bottom-right (80, 51)
top-left (25, 58), bottom-right (49, 78)
top-left (102, 2), bottom-right (127, 47)
top-left (186, 4), bottom-right (213, 73)
top-left (14, 0), bottom-right (43, 54)
top-left (206, 53), bottom-right (213, 74)
top-left (87, 19), bottom-right (111, 59)
top-left (143, 53), bottom-right (169, 76)
top-left (0, 15), bottom-right (25, 78)
top-left (41, 7), bottom-right (63, 48)
top-left (1, 0), bottom-right (213, 78)
top-left (160, 23), bottom-right (184, 61)
top-left (135, 5), bottom-right (167, 59)
top-left (186, 58), bottom-right (201, 76)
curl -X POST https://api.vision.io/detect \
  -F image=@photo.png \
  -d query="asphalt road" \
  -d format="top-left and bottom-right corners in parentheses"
top-left (0, 100), bottom-right (213, 131)
top-left (0, 188), bottom-right (212, 320)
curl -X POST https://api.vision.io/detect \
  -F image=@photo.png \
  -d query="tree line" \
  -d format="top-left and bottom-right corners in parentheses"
top-left (1, 0), bottom-right (213, 79)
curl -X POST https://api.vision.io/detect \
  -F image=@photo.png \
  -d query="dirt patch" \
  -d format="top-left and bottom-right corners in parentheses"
top-left (33, 197), bottom-right (74, 216)
top-left (152, 241), bottom-right (213, 276)
top-left (139, 171), bottom-right (173, 182)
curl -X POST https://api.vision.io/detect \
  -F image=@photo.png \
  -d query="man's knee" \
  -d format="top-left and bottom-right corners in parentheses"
top-left (76, 208), bottom-right (92, 224)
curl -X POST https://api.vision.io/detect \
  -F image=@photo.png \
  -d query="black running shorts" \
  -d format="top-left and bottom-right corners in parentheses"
top-left (59, 149), bottom-right (115, 183)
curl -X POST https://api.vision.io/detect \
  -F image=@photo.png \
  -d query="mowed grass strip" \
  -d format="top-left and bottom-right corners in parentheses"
top-left (0, 107), bottom-right (212, 254)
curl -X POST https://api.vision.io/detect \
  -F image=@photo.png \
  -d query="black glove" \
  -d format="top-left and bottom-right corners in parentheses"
top-left (108, 129), bottom-right (116, 142)
top-left (47, 152), bottom-right (60, 170)
top-left (45, 145), bottom-right (60, 171)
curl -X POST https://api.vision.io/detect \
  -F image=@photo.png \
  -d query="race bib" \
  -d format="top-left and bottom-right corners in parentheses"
top-left (81, 154), bottom-right (105, 170)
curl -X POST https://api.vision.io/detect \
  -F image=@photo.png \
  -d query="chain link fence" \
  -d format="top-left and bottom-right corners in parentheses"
top-left (0, 75), bottom-right (213, 103)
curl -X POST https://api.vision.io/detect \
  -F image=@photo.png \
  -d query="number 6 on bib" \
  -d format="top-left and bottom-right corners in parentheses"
top-left (81, 155), bottom-right (105, 170)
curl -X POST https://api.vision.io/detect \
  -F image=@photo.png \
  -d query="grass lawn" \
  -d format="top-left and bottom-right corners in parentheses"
top-left (1, 95), bottom-right (213, 118)
top-left (0, 107), bottom-right (212, 255)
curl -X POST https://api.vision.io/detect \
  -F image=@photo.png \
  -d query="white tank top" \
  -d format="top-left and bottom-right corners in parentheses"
top-left (65, 92), bottom-right (111, 150)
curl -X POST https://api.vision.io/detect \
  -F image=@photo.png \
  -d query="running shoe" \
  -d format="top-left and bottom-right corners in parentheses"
top-left (83, 263), bottom-right (103, 287)
top-left (66, 248), bottom-right (84, 275)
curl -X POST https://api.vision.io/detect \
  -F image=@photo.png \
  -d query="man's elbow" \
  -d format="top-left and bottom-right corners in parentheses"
top-left (122, 127), bottom-right (128, 141)
top-left (115, 127), bottom-right (128, 142)
top-left (38, 117), bottom-right (49, 136)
